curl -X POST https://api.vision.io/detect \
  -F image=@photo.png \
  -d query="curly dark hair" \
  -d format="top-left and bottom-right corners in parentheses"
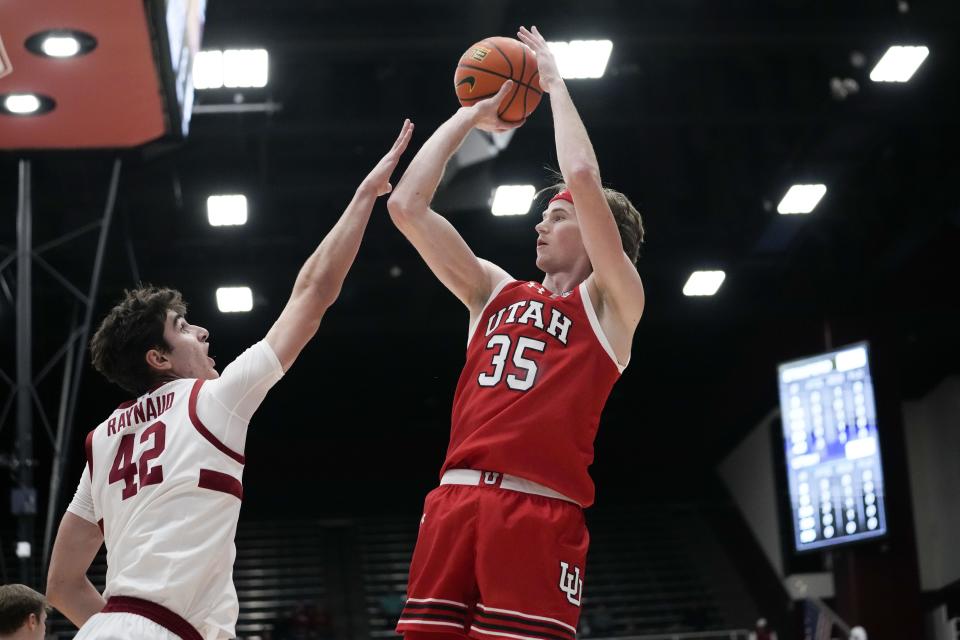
top-left (541, 181), bottom-right (645, 266)
top-left (90, 286), bottom-right (187, 396)
top-left (0, 584), bottom-right (47, 635)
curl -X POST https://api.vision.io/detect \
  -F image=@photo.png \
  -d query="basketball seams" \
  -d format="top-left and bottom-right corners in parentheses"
top-left (498, 45), bottom-right (525, 119)
top-left (485, 39), bottom-right (515, 78)
top-left (455, 63), bottom-right (543, 95)
top-left (523, 70), bottom-right (540, 120)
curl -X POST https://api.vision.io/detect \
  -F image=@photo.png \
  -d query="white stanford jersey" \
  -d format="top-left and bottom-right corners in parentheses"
top-left (67, 340), bottom-right (284, 639)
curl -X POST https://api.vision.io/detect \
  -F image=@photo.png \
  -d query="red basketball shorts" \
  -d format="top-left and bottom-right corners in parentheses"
top-left (397, 473), bottom-right (589, 640)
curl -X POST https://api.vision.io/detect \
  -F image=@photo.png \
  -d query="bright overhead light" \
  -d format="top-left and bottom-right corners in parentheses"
top-left (207, 194), bottom-right (248, 226)
top-left (869, 46), bottom-right (929, 83)
top-left (547, 40), bottom-right (613, 79)
top-left (4, 94), bottom-right (41, 114)
top-left (224, 49), bottom-right (269, 88)
top-left (25, 30), bottom-right (97, 58)
top-left (41, 36), bottom-right (80, 58)
top-left (491, 185), bottom-right (536, 216)
top-left (683, 270), bottom-right (726, 297)
top-left (194, 49), bottom-right (268, 89)
top-left (216, 287), bottom-right (253, 313)
top-left (777, 184), bottom-right (827, 215)
top-left (193, 50), bottom-right (224, 89)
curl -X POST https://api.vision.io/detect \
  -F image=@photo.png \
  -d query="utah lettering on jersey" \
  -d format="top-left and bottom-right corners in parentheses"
top-left (107, 392), bottom-right (175, 436)
top-left (484, 282), bottom-right (574, 345)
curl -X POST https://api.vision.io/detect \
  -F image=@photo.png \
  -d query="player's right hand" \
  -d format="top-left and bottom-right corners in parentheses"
top-left (467, 81), bottom-right (525, 133)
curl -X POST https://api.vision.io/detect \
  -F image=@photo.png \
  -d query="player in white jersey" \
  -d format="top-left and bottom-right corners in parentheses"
top-left (45, 120), bottom-right (414, 640)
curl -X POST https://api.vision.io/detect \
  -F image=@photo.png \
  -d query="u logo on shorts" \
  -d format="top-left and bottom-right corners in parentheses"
top-left (559, 561), bottom-right (584, 607)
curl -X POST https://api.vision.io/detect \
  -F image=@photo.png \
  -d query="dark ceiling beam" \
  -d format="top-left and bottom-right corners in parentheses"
top-left (200, 24), bottom-right (950, 56)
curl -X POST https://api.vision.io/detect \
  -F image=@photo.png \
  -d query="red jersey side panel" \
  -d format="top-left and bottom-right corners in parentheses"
top-left (444, 280), bottom-right (624, 507)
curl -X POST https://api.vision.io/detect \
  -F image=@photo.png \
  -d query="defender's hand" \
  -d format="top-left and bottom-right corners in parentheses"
top-left (517, 26), bottom-right (563, 93)
top-left (361, 119), bottom-right (415, 197)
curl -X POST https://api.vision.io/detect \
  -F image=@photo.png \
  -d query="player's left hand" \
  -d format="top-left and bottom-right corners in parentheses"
top-left (517, 26), bottom-right (562, 93)
top-left (361, 118), bottom-right (415, 197)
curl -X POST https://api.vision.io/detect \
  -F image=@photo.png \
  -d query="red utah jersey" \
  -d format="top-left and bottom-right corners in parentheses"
top-left (443, 279), bottom-right (627, 507)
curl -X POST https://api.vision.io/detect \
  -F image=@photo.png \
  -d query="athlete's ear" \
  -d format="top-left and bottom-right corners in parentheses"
top-left (145, 347), bottom-right (172, 372)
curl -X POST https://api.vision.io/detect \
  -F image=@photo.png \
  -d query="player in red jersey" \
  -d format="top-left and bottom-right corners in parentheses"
top-left (386, 26), bottom-right (645, 640)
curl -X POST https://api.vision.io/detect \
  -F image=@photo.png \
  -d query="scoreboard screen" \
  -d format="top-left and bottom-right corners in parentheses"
top-left (777, 342), bottom-right (887, 552)
top-left (147, 0), bottom-right (207, 137)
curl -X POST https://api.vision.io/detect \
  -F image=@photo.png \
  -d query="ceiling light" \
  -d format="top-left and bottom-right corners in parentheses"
top-left (777, 184), bottom-right (827, 215)
top-left (42, 36), bottom-right (80, 58)
top-left (25, 30), bottom-right (97, 58)
top-left (491, 185), bottom-right (535, 216)
top-left (1, 93), bottom-right (56, 116)
top-left (216, 287), bottom-right (253, 313)
top-left (223, 49), bottom-right (268, 88)
top-left (4, 94), bottom-right (41, 114)
top-left (547, 40), bottom-right (613, 79)
top-left (195, 49), bottom-right (269, 89)
top-left (207, 194), bottom-right (248, 226)
top-left (193, 50), bottom-right (223, 89)
top-left (869, 46), bottom-right (929, 83)
top-left (683, 271), bottom-right (726, 297)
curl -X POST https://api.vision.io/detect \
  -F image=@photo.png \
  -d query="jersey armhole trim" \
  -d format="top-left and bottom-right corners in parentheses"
top-left (84, 429), bottom-right (95, 477)
top-left (188, 379), bottom-right (246, 465)
top-left (579, 281), bottom-right (629, 373)
top-left (467, 276), bottom-right (514, 345)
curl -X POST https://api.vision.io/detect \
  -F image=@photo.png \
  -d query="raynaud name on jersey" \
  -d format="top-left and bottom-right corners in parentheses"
top-left (107, 392), bottom-right (175, 436)
top-left (484, 284), bottom-right (574, 346)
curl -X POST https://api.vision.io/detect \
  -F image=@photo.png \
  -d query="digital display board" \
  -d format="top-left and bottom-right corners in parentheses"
top-left (778, 342), bottom-right (887, 552)
top-left (147, 0), bottom-right (206, 137)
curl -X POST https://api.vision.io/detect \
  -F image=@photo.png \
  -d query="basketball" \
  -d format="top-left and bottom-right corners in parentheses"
top-left (454, 36), bottom-right (543, 123)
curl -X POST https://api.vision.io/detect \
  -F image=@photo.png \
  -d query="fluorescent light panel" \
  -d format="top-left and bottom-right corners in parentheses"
top-left (4, 94), bottom-right (41, 114)
top-left (216, 287), bottom-right (253, 313)
top-left (491, 185), bottom-right (536, 216)
top-left (869, 46), bottom-right (929, 83)
top-left (207, 194), bottom-right (248, 226)
top-left (193, 50), bottom-right (223, 89)
top-left (194, 49), bottom-right (269, 89)
top-left (683, 270), bottom-right (726, 297)
top-left (777, 184), bottom-right (827, 215)
top-left (547, 40), bottom-right (613, 79)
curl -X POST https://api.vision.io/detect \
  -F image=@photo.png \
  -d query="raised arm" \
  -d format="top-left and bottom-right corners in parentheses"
top-left (518, 27), bottom-right (645, 328)
top-left (264, 120), bottom-right (413, 371)
top-left (386, 84), bottom-right (517, 317)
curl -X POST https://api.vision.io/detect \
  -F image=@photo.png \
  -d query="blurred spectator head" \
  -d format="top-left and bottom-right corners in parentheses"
top-left (0, 584), bottom-right (48, 639)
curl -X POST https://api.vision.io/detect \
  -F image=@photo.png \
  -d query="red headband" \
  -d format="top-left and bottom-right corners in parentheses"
top-left (549, 189), bottom-right (574, 206)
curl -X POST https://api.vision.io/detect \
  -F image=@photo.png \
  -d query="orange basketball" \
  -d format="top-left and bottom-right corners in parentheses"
top-left (454, 36), bottom-right (543, 124)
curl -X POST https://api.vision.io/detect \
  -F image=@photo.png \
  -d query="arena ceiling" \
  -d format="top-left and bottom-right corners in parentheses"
top-left (1, 0), bottom-right (958, 510)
